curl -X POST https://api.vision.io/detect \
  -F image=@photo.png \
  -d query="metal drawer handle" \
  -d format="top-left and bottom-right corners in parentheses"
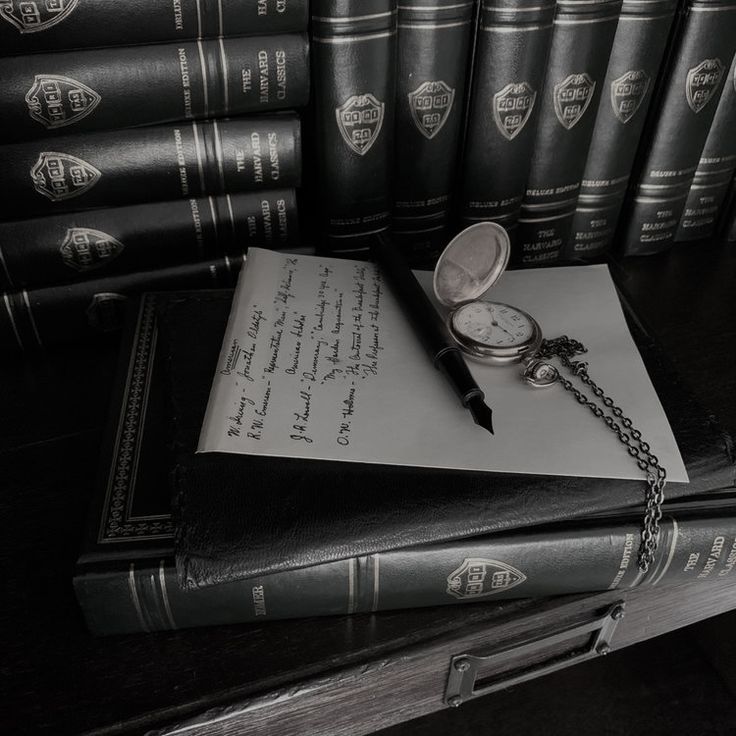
top-left (445, 601), bottom-right (625, 707)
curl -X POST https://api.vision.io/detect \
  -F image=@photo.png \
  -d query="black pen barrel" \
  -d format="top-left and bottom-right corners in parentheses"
top-left (371, 233), bottom-right (453, 358)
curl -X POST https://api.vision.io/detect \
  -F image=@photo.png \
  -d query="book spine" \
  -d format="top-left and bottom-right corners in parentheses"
top-left (0, 190), bottom-right (299, 291)
top-left (514, 0), bottom-right (623, 267)
top-left (566, 0), bottom-right (678, 260)
top-left (312, 0), bottom-right (397, 252)
top-left (0, 115), bottom-right (301, 219)
top-left (0, 34), bottom-right (309, 142)
top-left (619, 0), bottom-right (736, 256)
top-left (0, 0), bottom-right (309, 56)
top-left (676, 52), bottom-right (736, 241)
top-left (0, 257), bottom-right (242, 352)
top-left (392, 0), bottom-right (475, 260)
top-left (459, 0), bottom-right (557, 233)
top-left (75, 513), bottom-right (736, 635)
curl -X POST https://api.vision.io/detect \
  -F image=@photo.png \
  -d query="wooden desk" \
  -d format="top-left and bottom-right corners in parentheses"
top-left (2, 240), bottom-right (735, 735)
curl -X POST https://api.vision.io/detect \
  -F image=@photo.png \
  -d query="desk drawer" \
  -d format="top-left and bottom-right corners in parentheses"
top-left (150, 578), bottom-right (736, 736)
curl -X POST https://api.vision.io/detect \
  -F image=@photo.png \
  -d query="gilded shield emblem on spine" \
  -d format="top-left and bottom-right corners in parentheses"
top-left (492, 82), bottom-right (537, 141)
top-left (25, 75), bottom-right (102, 130)
top-left (446, 558), bottom-right (527, 600)
top-left (553, 73), bottom-right (596, 130)
top-left (60, 228), bottom-right (124, 272)
top-left (610, 70), bottom-right (650, 125)
top-left (31, 152), bottom-right (101, 201)
top-left (686, 58), bottom-right (724, 114)
top-left (408, 80), bottom-right (455, 140)
top-left (335, 94), bottom-right (385, 155)
top-left (0, 0), bottom-right (78, 33)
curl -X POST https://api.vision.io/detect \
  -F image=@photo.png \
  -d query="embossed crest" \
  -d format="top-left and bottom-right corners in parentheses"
top-left (25, 75), bottom-right (101, 130)
top-left (492, 82), bottom-right (536, 141)
top-left (686, 58), bottom-right (724, 113)
top-left (553, 73), bottom-right (596, 130)
top-left (408, 80), bottom-right (455, 139)
top-left (610, 70), bottom-right (650, 125)
top-left (60, 228), bottom-right (124, 272)
top-left (0, 0), bottom-right (78, 33)
top-left (446, 558), bottom-right (527, 600)
top-left (85, 292), bottom-right (128, 332)
top-left (335, 93), bottom-right (385, 155)
top-left (31, 151), bottom-right (101, 201)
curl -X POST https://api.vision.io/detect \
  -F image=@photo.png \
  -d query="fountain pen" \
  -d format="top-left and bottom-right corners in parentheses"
top-left (371, 233), bottom-right (494, 434)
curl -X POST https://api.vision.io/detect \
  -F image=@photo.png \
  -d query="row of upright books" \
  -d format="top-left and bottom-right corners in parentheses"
top-left (309, 0), bottom-right (736, 264)
top-left (0, 0), bottom-right (310, 351)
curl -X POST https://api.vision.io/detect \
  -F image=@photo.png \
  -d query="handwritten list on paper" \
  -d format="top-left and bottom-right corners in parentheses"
top-left (199, 248), bottom-right (688, 482)
top-left (200, 247), bottom-right (387, 457)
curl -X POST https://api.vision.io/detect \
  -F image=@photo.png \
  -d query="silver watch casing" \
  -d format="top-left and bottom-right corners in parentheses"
top-left (432, 222), bottom-right (543, 364)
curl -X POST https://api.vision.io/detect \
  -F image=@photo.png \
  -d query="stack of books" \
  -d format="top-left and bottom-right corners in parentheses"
top-left (0, 0), bottom-right (310, 351)
top-left (74, 289), bottom-right (736, 635)
top-left (311, 0), bottom-right (736, 264)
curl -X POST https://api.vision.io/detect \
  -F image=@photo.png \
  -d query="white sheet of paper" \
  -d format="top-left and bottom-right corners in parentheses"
top-left (198, 247), bottom-right (688, 483)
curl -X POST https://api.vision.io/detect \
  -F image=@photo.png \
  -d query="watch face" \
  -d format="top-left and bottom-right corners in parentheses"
top-left (451, 302), bottom-right (538, 351)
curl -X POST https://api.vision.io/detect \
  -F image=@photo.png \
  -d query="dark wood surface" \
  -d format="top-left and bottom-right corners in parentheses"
top-left (1, 240), bottom-right (735, 735)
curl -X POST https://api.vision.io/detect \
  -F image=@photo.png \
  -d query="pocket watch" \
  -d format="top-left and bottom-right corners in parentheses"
top-left (432, 222), bottom-right (667, 573)
top-left (432, 222), bottom-right (555, 386)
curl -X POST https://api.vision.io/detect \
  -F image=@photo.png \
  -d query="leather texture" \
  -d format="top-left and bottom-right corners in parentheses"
top-left (0, 116), bottom-right (301, 219)
top-left (0, 0), bottom-right (308, 56)
top-left (312, 0), bottom-right (397, 249)
top-left (515, 0), bottom-right (622, 266)
top-left (0, 35), bottom-right (309, 142)
top-left (0, 191), bottom-right (298, 291)
top-left (620, 0), bottom-right (736, 255)
top-left (0, 259), bottom-right (242, 353)
top-left (567, 0), bottom-right (677, 260)
top-left (162, 291), bottom-right (736, 590)
top-left (392, 0), bottom-right (474, 241)
top-left (460, 0), bottom-right (556, 229)
top-left (675, 51), bottom-right (736, 242)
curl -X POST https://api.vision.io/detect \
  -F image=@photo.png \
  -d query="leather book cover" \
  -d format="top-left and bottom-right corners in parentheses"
top-left (566, 0), bottom-right (678, 261)
top-left (0, 35), bottom-right (309, 142)
top-left (312, 0), bottom-right (397, 252)
top-left (0, 115), bottom-right (301, 219)
top-left (514, 0), bottom-right (623, 267)
top-left (0, 258), bottom-right (242, 352)
top-left (0, 190), bottom-right (299, 291)
top-left (459, 0), bottom-right (556, 233)
top-left (0, 0), bottom-right (309, 57)
top-left (676, 52), bottom-right (736, 242)
top-left (619, 0), bottom-right (736, 256)
top-left (74, 291), bottom-right (736, 634)
top-left (392, 0), bottom-right (475, 260)
top-left (162, 283), bottom-right (735, 590)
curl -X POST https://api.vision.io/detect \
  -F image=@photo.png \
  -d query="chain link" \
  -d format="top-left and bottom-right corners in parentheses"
top-left (537, 336), bottom-right (666, 573)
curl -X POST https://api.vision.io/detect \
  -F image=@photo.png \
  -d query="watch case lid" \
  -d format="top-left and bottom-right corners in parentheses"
top-left (432, 222), bottom-right (511, 308)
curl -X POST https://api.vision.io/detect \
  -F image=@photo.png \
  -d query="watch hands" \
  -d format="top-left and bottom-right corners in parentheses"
top-left (490, 318), bottom-right (515, 340)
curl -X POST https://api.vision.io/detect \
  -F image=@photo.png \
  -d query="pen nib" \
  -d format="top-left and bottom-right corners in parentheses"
top-left (467, 394), bottom-right (494, 435)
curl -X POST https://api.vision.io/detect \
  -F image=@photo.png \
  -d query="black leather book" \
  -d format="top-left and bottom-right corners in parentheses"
top-left (312, 0), bottom-right (397, 252)
top-left (0, 35), bottom-right (309, 142)
top-left (0, 116), bottom-right (301, 219)
top-left (676, 52), bottom-right (736, 242)
top-left (0, 259), bottom-right (241, 352)
top-left (161, 287), bottom-right (733, 590)
top-left (459, 0), bottom-right (556, 233)
top-left (619, 0), bottom-right (736, 256)
top-left (514, 0), bottom-right (623, 266)
top-left (73, 291), bottom-right (736, 635)
top-left (566, 0), bottom-right (678, 260)
top-left (0, 0), bottom-right (309, 57)
top-left (0, 190), bottom-right (298, 291)
top-left (392, 0), bottom-right (475, 260)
